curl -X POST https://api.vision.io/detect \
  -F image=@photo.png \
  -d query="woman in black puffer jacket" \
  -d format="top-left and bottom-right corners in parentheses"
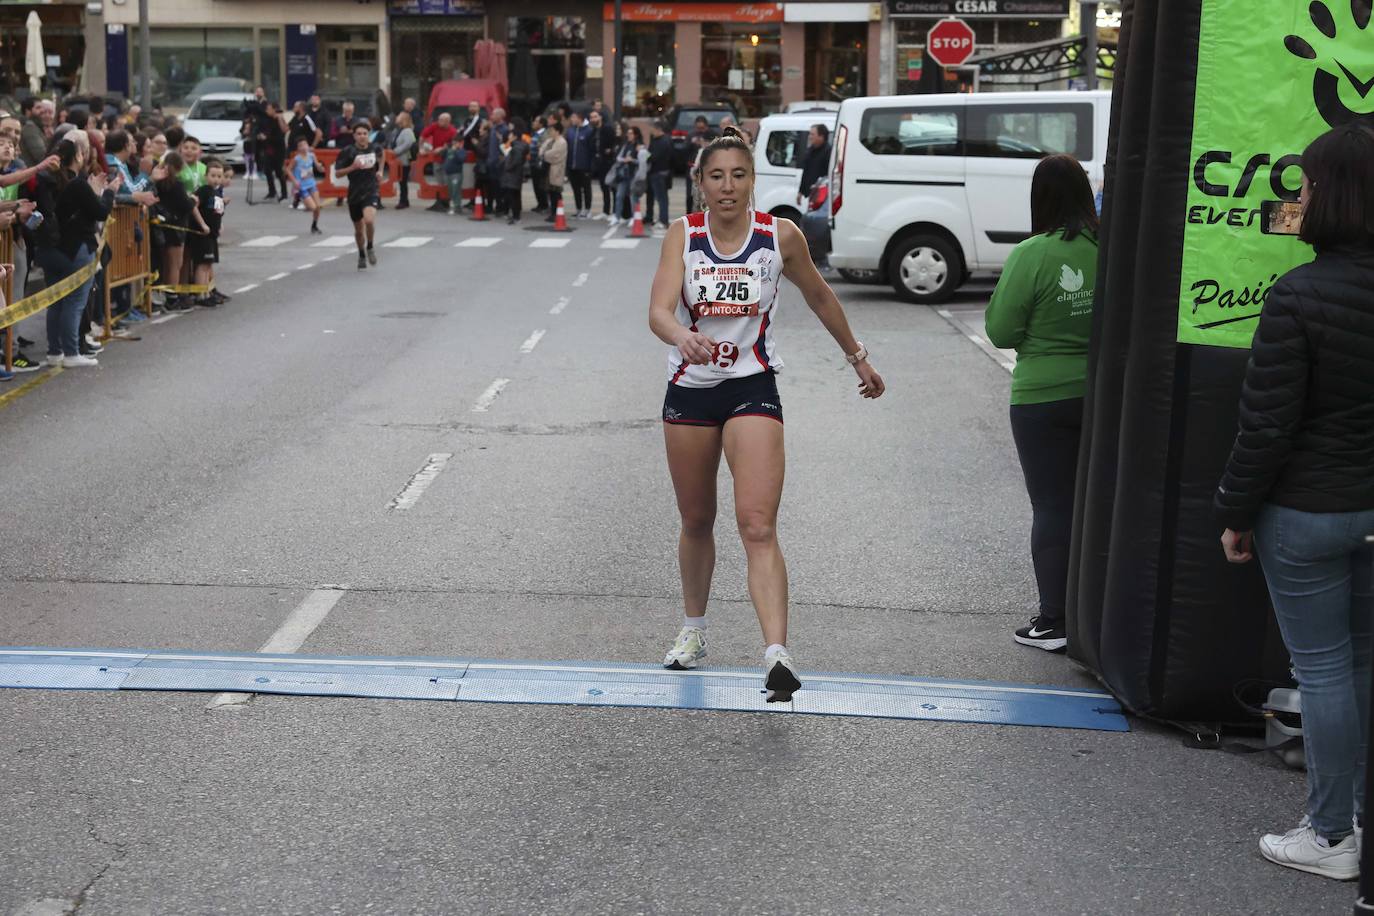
top-left (1215, 122), bottom-right (1374, 882)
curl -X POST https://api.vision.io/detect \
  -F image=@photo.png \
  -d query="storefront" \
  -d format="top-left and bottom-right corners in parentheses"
top-left (885, 0), bottom-right (1069, 93)
top-left (1, 1), bottom-right (87, 97)
top-left (389, 0), bottom-right (485, 110)
top-left (103, 0), bottom-right (387, 110)
top-left (506, 14), bottom-right (591, 118)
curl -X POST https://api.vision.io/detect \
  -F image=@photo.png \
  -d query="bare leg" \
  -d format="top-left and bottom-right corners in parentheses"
top-left (663, 423), bottom-right (723, 618)
top-left (722, 416), bottom-right (787, 647)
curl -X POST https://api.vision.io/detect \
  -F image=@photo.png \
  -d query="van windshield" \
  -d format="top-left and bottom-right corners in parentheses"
top-left (188, 99), bottom-right (246, 121)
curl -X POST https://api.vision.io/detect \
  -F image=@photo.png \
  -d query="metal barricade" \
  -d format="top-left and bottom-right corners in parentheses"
top-left (101, 203), bottom-right (153, 340)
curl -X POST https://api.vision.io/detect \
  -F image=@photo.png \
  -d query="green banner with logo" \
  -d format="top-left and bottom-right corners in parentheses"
top-left (1178, 0), bottom-right (1374, 347)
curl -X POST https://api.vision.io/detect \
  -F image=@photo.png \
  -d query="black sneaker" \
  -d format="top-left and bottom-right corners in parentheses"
top-left (210, 290), bottom-right (230, 303)
top-left (196, 296), bottom-right (218, 308)
top-left (357, 253), bottom-right (367, 270)
top-left (1014, 616), bottom-right (1068, 652)
top-left (17, 335), bottom-right (35, 348)
top-left (427, 201), bottom-right (447, 212)
top-left (10, 351), bottom-right (44, 372)
top-left (366, 247), bottom-right (377, 266)
top-left (310, 224), bottom-right (323, 235)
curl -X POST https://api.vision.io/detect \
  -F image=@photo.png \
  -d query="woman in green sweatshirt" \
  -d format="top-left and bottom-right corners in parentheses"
top-left (984, 154), bottom-right (1099, 653)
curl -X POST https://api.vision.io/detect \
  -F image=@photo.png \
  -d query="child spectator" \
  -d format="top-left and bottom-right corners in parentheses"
top-left (287, 137), bottom-right (324, 234)
top-left (189, 158), bottom-right (228, 307)
top-left (442, 136), bottom-right (465, 215)
top-left (178, 136), bottom-right (206, 194)
top-left (153, 152), bottom-right (209, 311)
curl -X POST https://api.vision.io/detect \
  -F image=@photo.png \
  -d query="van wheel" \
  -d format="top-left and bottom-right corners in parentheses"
top-left (887, 234), bottom-right (960, 304)
top-left (770, 206), bottom-right (802, 226)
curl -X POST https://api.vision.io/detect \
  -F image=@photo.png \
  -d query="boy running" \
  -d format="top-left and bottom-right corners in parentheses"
top-left (333, 122), bottom-right (384, 269)
top-left (189, 159), bottom-right (228, 306)
top-left (287, 137), bottom-right (323, 234)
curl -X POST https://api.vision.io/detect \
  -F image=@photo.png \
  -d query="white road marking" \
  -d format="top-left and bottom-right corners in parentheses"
top-left (471, 377), bottom-right (510, 412)
top-left (383, 236), bottom-right (433, 248)
top-left (589, 256), bottom-right (605, 267)
top-left (572, 272), bottom-right (588, 287)
top-left (322, 255), bottom-right (339, 262)
top-left (456, 237), bottom-right (501, 247)
top-left (312, 235), bottom-right (356, 247)
top-left (936, 308), bottom-right (1015, 374)
top-left (529, 237), bottom-right (570, 248)
top-left (233, 283), bottom-right (259, 294)
top-left (266, 271), bottom-right (290, 281)
top-left (518, 329), bottom-right (547, 353)
top-left (549, 296), bottom-right (570, 315)
top-left (601, 225), bottom-right (617, 240)
top-left (148, 312), bottom-right (183, 325)
top-left (387, 453), bottom-right (454, 511)
top-left (240, 235), bottom-right (297, 248)
top-left (297, 263), bottom-right (314, 271)
top-left (600, 239), bottom-right (641, 249)
top-left (206, 587), bottom-right (348, 709)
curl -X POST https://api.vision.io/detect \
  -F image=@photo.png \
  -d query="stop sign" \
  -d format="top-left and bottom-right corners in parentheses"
top-left (926, 17), bottom-right (976, 68)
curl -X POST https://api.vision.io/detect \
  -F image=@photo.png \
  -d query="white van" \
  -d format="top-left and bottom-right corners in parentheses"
top-left (752, 110), bottom-right (839, 225)
top-left (828, 91), bottom-right (1111, 303)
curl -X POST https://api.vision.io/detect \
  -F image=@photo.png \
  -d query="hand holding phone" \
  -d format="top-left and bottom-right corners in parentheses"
top-left (1260, 199), bottom-right (1304, 236)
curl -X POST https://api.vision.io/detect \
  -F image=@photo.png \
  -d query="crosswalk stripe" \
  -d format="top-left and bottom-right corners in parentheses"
top-left (599, 239), bottom-right (641, 249)
top-left (456, 237), bottom-right (501, 247)
top-left (312, 235), bottom-right (356, 248)
top-left (528, 238), bottom-right (570, 249)
top-left (240, 235), bottom-right (298, 248)
top-left (382, 236), bottom-right (433, 248)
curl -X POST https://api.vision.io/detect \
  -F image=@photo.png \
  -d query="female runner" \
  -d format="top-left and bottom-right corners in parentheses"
top-left (648, 127), bottom-right (885, 701)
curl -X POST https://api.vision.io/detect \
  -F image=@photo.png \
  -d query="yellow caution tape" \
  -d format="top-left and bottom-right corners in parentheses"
top-left (0, 242), bottom-right (105, 331)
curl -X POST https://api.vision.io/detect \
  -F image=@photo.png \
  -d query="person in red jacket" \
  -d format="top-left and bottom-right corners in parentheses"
top-left (419, 113), bottom-right (457, 155)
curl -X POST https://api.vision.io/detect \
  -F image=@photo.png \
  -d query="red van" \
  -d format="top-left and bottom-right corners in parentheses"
top-left (426, 79), bottom-right (507, 123)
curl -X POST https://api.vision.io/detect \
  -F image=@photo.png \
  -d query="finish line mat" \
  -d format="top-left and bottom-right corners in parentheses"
top-left (0, 648), bottom-right (1129, 732)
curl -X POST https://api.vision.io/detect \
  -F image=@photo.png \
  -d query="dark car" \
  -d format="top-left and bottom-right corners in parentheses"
top-left (665, 101), bottom-right (740, 172)
top-left (801, 177), bottom-right (877, 282)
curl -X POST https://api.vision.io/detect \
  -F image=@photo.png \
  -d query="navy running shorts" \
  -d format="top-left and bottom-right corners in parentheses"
top-left (662, 371), bottom-right (783, 427)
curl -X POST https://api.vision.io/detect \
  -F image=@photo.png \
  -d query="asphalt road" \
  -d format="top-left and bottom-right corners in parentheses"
top-left (0, 196), bottom-right (1352, 915)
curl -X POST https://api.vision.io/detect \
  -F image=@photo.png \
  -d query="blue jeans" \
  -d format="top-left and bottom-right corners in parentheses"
top-left (445, 163), bottom-right (462, 210)
top-left (36, 244), bottom-right (95, 358)
top-left (649, 171), bottom-right (670, 226)
top-left (1255, 503), bottom-right (1374, 841)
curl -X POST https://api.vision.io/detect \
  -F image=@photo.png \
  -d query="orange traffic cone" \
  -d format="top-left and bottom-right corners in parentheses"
top-left (629, 201), bottom-right (646, 238)
top-left (552, 199), bottom-right (569, 231)
top-left (470, 188), bottom-right (488, 221)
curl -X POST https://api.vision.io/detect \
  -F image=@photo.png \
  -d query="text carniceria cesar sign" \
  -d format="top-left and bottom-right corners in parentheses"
top-left (1178, 0), bottom-right (1374, 348)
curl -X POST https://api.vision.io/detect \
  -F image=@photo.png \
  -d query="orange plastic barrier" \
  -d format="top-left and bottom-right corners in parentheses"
top-left (311, 148), bottom-right (402, 200)
top-left (411, 150), bottom-right (477, 203)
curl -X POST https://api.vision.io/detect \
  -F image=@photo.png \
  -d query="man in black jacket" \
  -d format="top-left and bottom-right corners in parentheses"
top-left (797, 123), bottom-right (830, 206)
top-left (646, 120), bottom-right (672, 232)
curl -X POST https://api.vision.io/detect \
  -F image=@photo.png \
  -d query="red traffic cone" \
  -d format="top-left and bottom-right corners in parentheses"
top-left (552, 199), bottom-right (569, 231)
top-left (470, 188), bottom-right (488, 221)
top-left (629, 201), bottom-right (646, 238)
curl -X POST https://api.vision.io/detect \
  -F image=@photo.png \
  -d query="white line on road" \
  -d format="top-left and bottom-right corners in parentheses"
top-left (590, 256), bottom-right (605, 267)
top-left (600, 239), bottom-right (641, 250)
top-left (471, 377), bottom-right (510, 412)
top-left (148, 312), bottom-right (183, 325)
top-left (601, 225), bottom-right (617, 240)
top-left (233, 283), bottom-right (259, 294)
top-left (937, 309), bottom-right (1015, 374)
top-left (322, 255), bottom-right (339, 262)
top-left (297, 263), bottom-right (314, 271)
top-left (456, 237), bottom-right (501, 247)
top-left (266, 271), bottom-right (290, 281)
top-left (529, 237), bottom-right (570, 248)
top-left (240, 235), bottom-right (298, 248)
top-left (312, 235), bottom-right (356, 247)
top-left (387, 453), bottom-right (454, 511)
top-left (383, 236), bottom-right (433, 248)
top-left (206, 587), bottom-right (348, 709)
top-left (572, 272), bottom-right (588, 287)
top-left (549, 296), bottom-right (570, 315)
top-left (519, 329), bottom-right (547, 353)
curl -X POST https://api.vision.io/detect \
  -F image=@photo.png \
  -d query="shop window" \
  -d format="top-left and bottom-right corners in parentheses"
top-left (859, 107), bottom-right (960, 156)
top-left (996, 19), bottom-right (1064, 45)
top-left (132, 27), bottom-right (256, 109)
top-left (765, 130), bottom-right (809, 168)
top-left (701, 23), bottom-right (782, 119)
top-left (804, 22), bottom-right (866, 103)
top-left (965, 103), bottom-right (1092, 159)
top-left (508, 17), bottom-right (587, 118)
top-left (508, 17), bottom-right (586, 50)
top-left (259, 29), bottom-right (282, 106)
top-left (621, 22), bottom-right (675, 118)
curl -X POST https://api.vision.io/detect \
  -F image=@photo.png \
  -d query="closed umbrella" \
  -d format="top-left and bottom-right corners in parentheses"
top-left (25, 12), bottom-right (45, 95)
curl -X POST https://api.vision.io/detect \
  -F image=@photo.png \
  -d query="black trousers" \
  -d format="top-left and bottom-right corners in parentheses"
top-left (503, 186), bottom-right (522, 219)
top-left (568, 169), bottom-right (591, 211)
top-left (1009, 397), bottom-right (1084, 624)
top-left (397, 167), bottom-right (410, 207)
top-left (261, 153), bottom-right (285, 199)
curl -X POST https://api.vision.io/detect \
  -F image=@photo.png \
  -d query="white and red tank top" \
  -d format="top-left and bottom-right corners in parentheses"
top-left (668, 209), bottom-right (784, 388)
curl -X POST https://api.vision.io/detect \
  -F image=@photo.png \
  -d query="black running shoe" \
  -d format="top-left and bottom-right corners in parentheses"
top-left (310, 224), bottom-right (323, 235)
top-left (366, 247), bottom-right (377, 266)
top-left (17, 335), bottom-right (34, 348)
top-left (1013, 616), bottom-right (1068, 652)
top-left (10, 351), bottom-right (44, 372)
top-left (357, 253), bottom-right (367, 270)
top-left (764, 649), bottom-right (802, 703)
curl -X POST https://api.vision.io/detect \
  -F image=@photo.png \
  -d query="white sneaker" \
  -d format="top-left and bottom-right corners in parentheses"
top-left (1259, 820), bottom-right (1360, 880)
top-left (592, 212), bottom-right (606, 221)
top-left (764, 647), bottom-right (802, 702)
top-left (62, 354), bottom-right (99, 368)
top-left (45, 354), bottom-right (63, 368)
top-left (663, 626), bottom-right (708, 670)
top-left (608, 217), bottom-right (621, 228)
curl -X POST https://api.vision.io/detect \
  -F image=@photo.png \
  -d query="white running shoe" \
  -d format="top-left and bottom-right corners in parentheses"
top-left (764, 647), bottom-right (801, 702)
top-left (663, 626), bottom-right (708, 670)
top-left (1259, 819), bottom-right (1359, 880)
top-left (608, 217), bottom-right (621, 228)
top-left (62, 354), bottom-right (99, 368)
top-left (45, 354), bottom-right (64, 368)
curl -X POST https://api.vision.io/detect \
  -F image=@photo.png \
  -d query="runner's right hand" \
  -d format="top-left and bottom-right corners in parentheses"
top-left (674, 328), bottom-right (717, 365)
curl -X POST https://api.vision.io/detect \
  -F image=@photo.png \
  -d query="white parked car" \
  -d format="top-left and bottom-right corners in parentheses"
top-left (181, 93), bottom-right (253, 167)
top-left (828, 90), bottom-right (1112, 303)
top-left (752, 110), bottom-right (839, 225)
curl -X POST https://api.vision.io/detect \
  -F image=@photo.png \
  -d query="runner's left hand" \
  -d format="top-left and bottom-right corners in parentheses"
top-left (855, 361), bottom-right (885, 399)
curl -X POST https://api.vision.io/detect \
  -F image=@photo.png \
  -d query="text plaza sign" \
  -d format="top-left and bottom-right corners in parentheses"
top-left (926, 17), bottom-right (977, 67)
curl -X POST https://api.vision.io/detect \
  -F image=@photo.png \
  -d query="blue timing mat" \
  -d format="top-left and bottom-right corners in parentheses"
top-left (0, 648), bottom-right (1129, 732)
